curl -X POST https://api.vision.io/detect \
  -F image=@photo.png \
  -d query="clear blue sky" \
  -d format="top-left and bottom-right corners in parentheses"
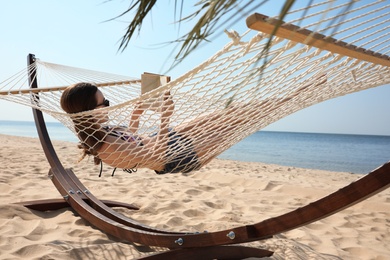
top-left (1, 1), bottom-right (389, 136)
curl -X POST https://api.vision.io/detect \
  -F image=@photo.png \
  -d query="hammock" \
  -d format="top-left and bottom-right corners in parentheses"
top-left (1, 0), bottom-right (389, 175)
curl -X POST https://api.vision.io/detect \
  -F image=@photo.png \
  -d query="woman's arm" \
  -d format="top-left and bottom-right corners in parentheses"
top-left (129, 102), bottom-right (144, 133)
top-left (155, 91), bottom-right (174, 152)
top-left (159, 92), bottom-right (174, 134)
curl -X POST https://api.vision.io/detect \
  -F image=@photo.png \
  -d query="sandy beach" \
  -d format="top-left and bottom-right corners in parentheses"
top-left (0, 134), bottom-right (389, 259)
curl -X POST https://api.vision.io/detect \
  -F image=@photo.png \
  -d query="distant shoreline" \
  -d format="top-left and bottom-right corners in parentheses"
top-left (0, 119), bottom-right (389, 137)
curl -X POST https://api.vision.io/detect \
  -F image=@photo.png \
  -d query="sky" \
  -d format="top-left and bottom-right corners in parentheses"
top-left (0, 0), bottom-right (389, 136)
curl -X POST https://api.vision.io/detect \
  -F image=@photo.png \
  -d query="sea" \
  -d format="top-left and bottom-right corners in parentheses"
top-left (0, 120), bottom-right (389, 174)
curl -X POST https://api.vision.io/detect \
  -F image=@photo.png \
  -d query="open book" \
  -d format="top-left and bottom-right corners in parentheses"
top-left (141, 72), bottom-right (171, 111)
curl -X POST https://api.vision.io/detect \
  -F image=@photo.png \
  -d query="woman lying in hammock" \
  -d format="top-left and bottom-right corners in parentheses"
top-left (61, 82), bottom-right (242, 175)
top-left (61, 77), bottom-right (325, 175)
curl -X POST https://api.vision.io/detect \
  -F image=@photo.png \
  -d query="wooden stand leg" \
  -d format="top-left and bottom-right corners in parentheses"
top-left (17, 198), bottom-right (139, 211)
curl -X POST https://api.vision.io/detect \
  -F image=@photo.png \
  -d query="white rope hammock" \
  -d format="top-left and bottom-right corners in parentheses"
top-left (1, 0), bottom-right (389, 174)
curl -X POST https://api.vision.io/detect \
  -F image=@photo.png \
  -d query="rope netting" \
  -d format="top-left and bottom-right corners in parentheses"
top-left (1, 0), bottom-right (389, 174)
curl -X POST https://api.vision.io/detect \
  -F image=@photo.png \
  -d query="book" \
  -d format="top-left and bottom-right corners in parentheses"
top-left (140, 72), bottom-right (171, 111)
top-left (141, 72), bottom-right (170, 94)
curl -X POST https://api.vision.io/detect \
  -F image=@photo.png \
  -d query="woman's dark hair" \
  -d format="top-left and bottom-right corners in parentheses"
top-left (61, 82), bottom-right (105, 164)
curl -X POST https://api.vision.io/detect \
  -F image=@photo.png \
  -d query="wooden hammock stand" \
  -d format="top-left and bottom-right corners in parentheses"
top-left (19, 13), bottom-right (390, 259)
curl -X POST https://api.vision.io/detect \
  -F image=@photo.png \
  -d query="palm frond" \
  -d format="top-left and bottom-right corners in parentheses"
top-left (112, 0), bottom-right (355, 69)
top-left (116, 0), bottom-right (158, 52)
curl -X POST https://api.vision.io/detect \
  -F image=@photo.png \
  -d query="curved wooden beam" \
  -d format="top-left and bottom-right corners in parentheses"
top-left (248, 161), bottom-right (390, 240)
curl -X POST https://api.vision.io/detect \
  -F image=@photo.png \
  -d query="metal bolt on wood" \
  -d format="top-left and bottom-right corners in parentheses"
top-left (175, 238), bottom-right (184, 245)
top-left (227, 231), bottom-right (236, 239)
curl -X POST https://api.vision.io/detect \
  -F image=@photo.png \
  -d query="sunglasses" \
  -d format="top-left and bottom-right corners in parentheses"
top-left (96, 98), bottom-right (110, 107)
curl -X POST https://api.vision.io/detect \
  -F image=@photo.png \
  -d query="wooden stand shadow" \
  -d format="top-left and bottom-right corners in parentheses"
top-left (19, 23), bottom-right (390, 259)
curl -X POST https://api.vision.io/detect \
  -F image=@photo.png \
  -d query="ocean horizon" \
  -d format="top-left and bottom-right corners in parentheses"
top-left (1, 120), bottom-right (389, 174)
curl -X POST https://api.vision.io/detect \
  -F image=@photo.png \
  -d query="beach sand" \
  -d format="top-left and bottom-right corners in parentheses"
top-left (0, 134), bottom-right (389, 259)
